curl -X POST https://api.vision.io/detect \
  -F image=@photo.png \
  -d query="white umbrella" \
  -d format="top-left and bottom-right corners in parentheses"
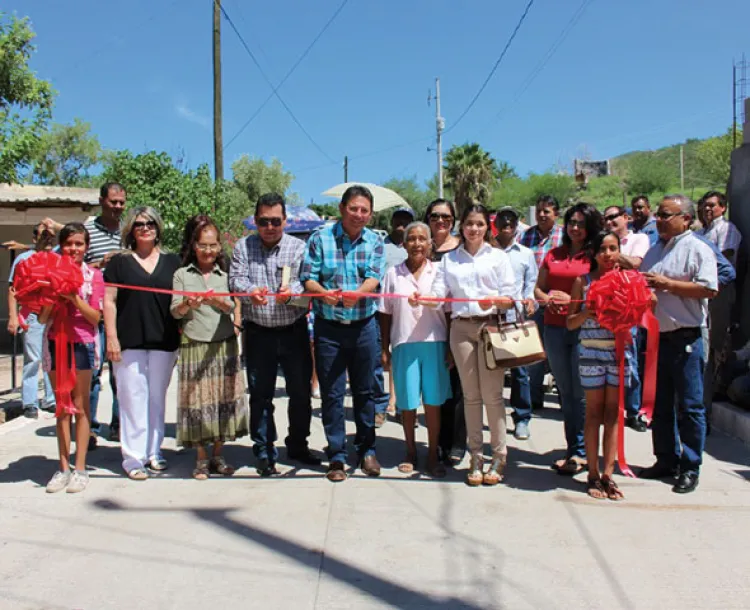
top-left (322, 182), bottom-right (410, 213)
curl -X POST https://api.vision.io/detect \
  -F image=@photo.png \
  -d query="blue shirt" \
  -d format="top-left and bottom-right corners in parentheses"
top-left (693, 233), bottom-right (736, 287)
top-left (301, 222), bottom-right (385, 322)
top-left (633, 217), bottom-right (659, 246)
top-left (8, 249), bottom-right (35, 283)
top-left (502, 241), bottom-right (538, 322)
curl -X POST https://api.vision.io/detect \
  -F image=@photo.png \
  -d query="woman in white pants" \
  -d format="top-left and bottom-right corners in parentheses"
top-left (413, 204), bottom-right (516, 486)
top-left (103, 207), bottom-right (181, 480)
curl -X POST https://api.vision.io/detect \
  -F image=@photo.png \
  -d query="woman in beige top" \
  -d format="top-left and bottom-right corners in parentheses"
top-left (171, 216), bottom-right (248, 479)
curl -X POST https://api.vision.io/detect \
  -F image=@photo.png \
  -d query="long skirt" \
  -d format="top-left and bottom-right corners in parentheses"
top-left (177, 336), bottom-right (249, 448)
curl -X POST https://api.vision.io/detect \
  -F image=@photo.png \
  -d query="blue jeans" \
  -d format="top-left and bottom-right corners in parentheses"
top-left (528, 308), bottom-right (547, 407)
top-left (89, 322), bottom-right (119, 431)
top-left (544, 325), bottom-right (585, 458)
top-left (510, 366), bottom-right (531, 424)
top-left (314, 316), bottom-right (378, 464)
top-left (652, 329), bottom-right (706, 475)
top-left (245, 319), bottom-right (313, 463)
top-left (21, 313), bottom-right (55, 410)
top-left (625, 327), bottom-right (641, 418)
top-left (373, 315), bottom-right (390, 415)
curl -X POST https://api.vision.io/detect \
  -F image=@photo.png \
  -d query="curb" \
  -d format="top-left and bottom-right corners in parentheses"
top-left (713, 401), bottom-right (750, 445)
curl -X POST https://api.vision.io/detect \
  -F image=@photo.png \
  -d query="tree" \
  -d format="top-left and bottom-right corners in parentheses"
top-left (492, 172), bottom-right (577, 216)
top-left (443, 143), bottom-right (503, 215)
top-left (231, 155), bottom-right (296, 207)
top-left (0, 13), bottom-right (55, 183)
top-left (694, 127), bottom-right (741, 188)
top-left (100, 150), bottom-right (244, 252)
top-left (624, 153), bottom-right (672, 196)
top-left (309, 203), bottom-right (339, 219)
top-left (28, 118), bottom-right (101, 185)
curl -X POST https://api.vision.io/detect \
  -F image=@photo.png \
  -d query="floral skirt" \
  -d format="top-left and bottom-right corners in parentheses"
top-left (177, 336), bottom-right (249, 448)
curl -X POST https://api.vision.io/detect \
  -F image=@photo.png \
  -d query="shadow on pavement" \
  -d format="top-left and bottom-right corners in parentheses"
top-left (91, 499), bottom-right (488, 610)
top-left (0, 454), bottom-right (59, 486)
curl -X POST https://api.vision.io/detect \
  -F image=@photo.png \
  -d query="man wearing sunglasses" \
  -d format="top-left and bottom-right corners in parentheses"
top-left (229, 193), bottom-right (320, 477)
top-left (640, 195), bottom-right (718, 494)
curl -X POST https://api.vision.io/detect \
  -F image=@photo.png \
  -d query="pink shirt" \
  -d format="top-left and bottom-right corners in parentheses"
top-left (48, 263), bottom-right (104, 344)
top-left (620, 231), bottom-right (650, 260)
top-left (379, 260), bottom-right (447, 349)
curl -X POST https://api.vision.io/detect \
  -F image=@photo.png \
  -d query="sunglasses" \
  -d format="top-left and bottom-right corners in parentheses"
top-left (604, 212), bottom-right (623, 223)
top-left (133, 220), bottom-right (156, 230)
top-left (567, 219), bottom-right (586, 228)
top-left (196, 243), bottom-right (222, 252)
top-left (429, 213), bottom-right (453, 222)
top-left (256, 218), bottom-right (283, 228)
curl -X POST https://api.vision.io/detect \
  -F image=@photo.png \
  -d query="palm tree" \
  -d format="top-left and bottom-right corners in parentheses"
top-left (443, 143), bottom-right (503, 216)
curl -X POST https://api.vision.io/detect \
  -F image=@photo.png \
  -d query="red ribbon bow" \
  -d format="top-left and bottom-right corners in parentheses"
top-left (586, 269), bottom-right (660, 477)
top-left (13, 251), bottom-right (84, 416)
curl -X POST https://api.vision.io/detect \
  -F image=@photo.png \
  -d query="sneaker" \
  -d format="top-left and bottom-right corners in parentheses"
top-left (46, 470), bottom-right (71, 493)
top-left (108, 425), bottom-right (120, 442)
top-left (66, 470), bottom-right (89, 494)
top-left (514, 420), bottom-right (530, 441)
top-left (23, 406), bottom-right (39, 419)
top-left (626, 414), bottom-right (648, 433)
top-left (40, 402), bottom-right (56, 414)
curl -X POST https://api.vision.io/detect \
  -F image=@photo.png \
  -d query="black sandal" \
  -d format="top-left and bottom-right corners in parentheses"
top-left (586, 477), bottom-right (607, 500)
top-left (601, 476), bottom-right (624, 501)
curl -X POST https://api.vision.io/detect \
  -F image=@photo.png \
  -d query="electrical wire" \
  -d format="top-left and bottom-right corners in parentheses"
top-left (218, 1), bottom-right (337, 164)
top-left (223, 0), bottom-right (350, 151)
top-left (486, 0), bottom-right (594, 129)
top-left (445, 0), bottom-right (536, 134)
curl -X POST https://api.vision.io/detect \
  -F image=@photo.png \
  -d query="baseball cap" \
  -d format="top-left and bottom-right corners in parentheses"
top-left (391, 206), bottom-right (415, 219)
top-left (496, 206), bottom-right (519, 219)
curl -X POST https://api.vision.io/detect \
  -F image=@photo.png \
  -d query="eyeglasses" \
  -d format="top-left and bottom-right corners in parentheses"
top-left (567, 219), bottom-right (586, 228)
top-left (604, 212), bottom-right (623, 223)
top-left (133, 220), bottom-right (156, 230)
top-left (429, 213), bottom-right (453, 222)
top-left (256, 218), bottom-right (283, 228)
top-left (195, 244), bottom-right (221, 252)
top-left (655, 211), bottom-right (682, 221)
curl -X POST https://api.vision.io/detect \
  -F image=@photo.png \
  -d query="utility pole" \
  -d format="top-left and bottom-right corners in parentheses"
top-left (213, 0), bottom-right (224, 183)
top-left (679, 145), bottom-right (685, 190)
top-left (435, 78), bottom-right (445, 198)
top-left (344, 156), bottom-right (348, 182)
top-left (733, 60), bottom-right (738, 150)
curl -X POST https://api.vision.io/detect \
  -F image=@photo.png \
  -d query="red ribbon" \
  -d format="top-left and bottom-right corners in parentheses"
top-left (12, 251), bottom-right (83, 416)
top-left (586, 269), bottom-right (660, 478)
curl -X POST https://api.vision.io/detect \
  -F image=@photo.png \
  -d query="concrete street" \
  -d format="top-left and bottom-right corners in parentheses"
top-left (1, 370), bottom-right (749, 610)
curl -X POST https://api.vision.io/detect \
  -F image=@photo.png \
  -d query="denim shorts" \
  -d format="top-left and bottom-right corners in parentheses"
top-left (579, 344), bottom-right (631, 390)
top-left (48, 340), bottom-right (96, 371)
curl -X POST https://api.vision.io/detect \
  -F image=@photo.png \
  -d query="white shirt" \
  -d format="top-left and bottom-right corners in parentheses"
top-left (642, 231), bottom-right (718, 331)
top-left (379, 261), bottom-right (447, 348)
top-left (700, 216), bottom-right (742, 267)
top-left (429, 242), bottom-right (516, 319)
top-left (620, 231), bottom-right (650, 260)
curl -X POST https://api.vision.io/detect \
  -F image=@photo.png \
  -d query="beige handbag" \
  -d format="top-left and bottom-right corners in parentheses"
top-left (480, 308), bottom-right (546, 370)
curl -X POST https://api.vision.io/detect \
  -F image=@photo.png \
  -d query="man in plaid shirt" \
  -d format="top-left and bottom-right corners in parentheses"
top-left (230, 193), bottom-right (320, 477)
top-left (520, 195), bottom-right (564, 410)
top-left (301, 185), bottom-right (385, 482)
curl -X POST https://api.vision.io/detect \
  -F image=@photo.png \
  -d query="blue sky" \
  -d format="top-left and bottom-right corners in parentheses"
top-left (9, 0), bottom-right (750, 203)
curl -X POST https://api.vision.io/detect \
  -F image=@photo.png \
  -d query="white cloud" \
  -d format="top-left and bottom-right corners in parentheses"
top-left (176, 103), bottom-right (210, 130)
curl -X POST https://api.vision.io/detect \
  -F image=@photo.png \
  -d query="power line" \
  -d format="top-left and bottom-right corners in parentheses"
top-left (486, 0), bottom-right (593, 129)
top-left (218, 2), bottom-right (337, 164)
top-left (224, 0), bottom-right (350, 151)
top-left (445, 0), bottom-right (536, 134)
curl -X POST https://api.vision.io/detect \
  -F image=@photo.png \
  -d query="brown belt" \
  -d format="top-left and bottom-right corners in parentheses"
top-left (455, 316), bottom-right (493, 323)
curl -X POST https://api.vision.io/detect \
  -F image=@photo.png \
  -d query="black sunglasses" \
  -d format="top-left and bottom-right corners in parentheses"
top-left (604, 212), bottom-right (623, 223)
top-left (429, 213), bottom-right (453, 222)
top-left (257, 217), bottom-right (283, 228)
top-left (133, 220), bottom-right (156, 230)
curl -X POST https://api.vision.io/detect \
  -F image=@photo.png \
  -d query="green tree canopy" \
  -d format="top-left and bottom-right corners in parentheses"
top-left (623, 153), bottom-right (673, 196)
top-left (0, 13), bottom-right (55, 183)
top-left (444, 143), bottom-right (504, 215)
top-left (231, 154), bottom-right (296, 208)
top-left (694, 127), bottom-right (740, 189)
top-left (28, 118), bottom-right (101, 185)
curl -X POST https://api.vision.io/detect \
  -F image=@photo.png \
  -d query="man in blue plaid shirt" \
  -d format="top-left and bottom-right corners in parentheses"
top-left (301, 185), bottom-right (385, 482)
top-left (520, 195), bottom-right (564, 411)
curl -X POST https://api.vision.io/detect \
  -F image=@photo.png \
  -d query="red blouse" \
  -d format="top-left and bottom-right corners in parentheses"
top-left (541, 245), bottom-right (591, 327)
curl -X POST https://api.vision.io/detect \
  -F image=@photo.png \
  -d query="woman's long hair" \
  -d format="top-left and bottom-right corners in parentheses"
top-left (181, 215), bottom-right (227, 271)
top-left (458, 203), bottom-right (495, 245)
top-left (589, 230), bottom-right (621, 272)
top-left (562, 202), bottom-right (603, 256)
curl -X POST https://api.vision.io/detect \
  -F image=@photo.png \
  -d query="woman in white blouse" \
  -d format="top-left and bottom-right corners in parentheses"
top-left (413, 204), bottom-right (516, 486)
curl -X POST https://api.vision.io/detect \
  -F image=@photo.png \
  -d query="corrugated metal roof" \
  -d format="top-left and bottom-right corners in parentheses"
top-left (0, 184), bottom-right (100, 205)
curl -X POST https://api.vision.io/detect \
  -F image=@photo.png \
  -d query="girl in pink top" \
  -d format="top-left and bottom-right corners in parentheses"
top-left (39, 223), bottom-right (104, 494)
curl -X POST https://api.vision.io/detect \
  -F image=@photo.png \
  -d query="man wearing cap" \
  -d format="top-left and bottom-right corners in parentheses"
top-left (375, 206), bottom-right (415, 425)
top-left (494, 208), bottom-right (538, 439)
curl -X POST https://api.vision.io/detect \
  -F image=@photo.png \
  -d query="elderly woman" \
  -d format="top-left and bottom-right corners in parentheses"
top-left (414, 204), bottom-right (516, 486)
top-left (171, 215), bottom-right (248, 479)
top-left (534, 202), bottom-right (603, 476)
top-left (103, 207), bottom-right (181, 480)
top-left (380, 222), bottom-right (451, 478)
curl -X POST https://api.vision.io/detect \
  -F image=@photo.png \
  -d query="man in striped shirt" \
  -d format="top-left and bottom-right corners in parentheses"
top-left (44, 183), bottom-right (125, 446)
